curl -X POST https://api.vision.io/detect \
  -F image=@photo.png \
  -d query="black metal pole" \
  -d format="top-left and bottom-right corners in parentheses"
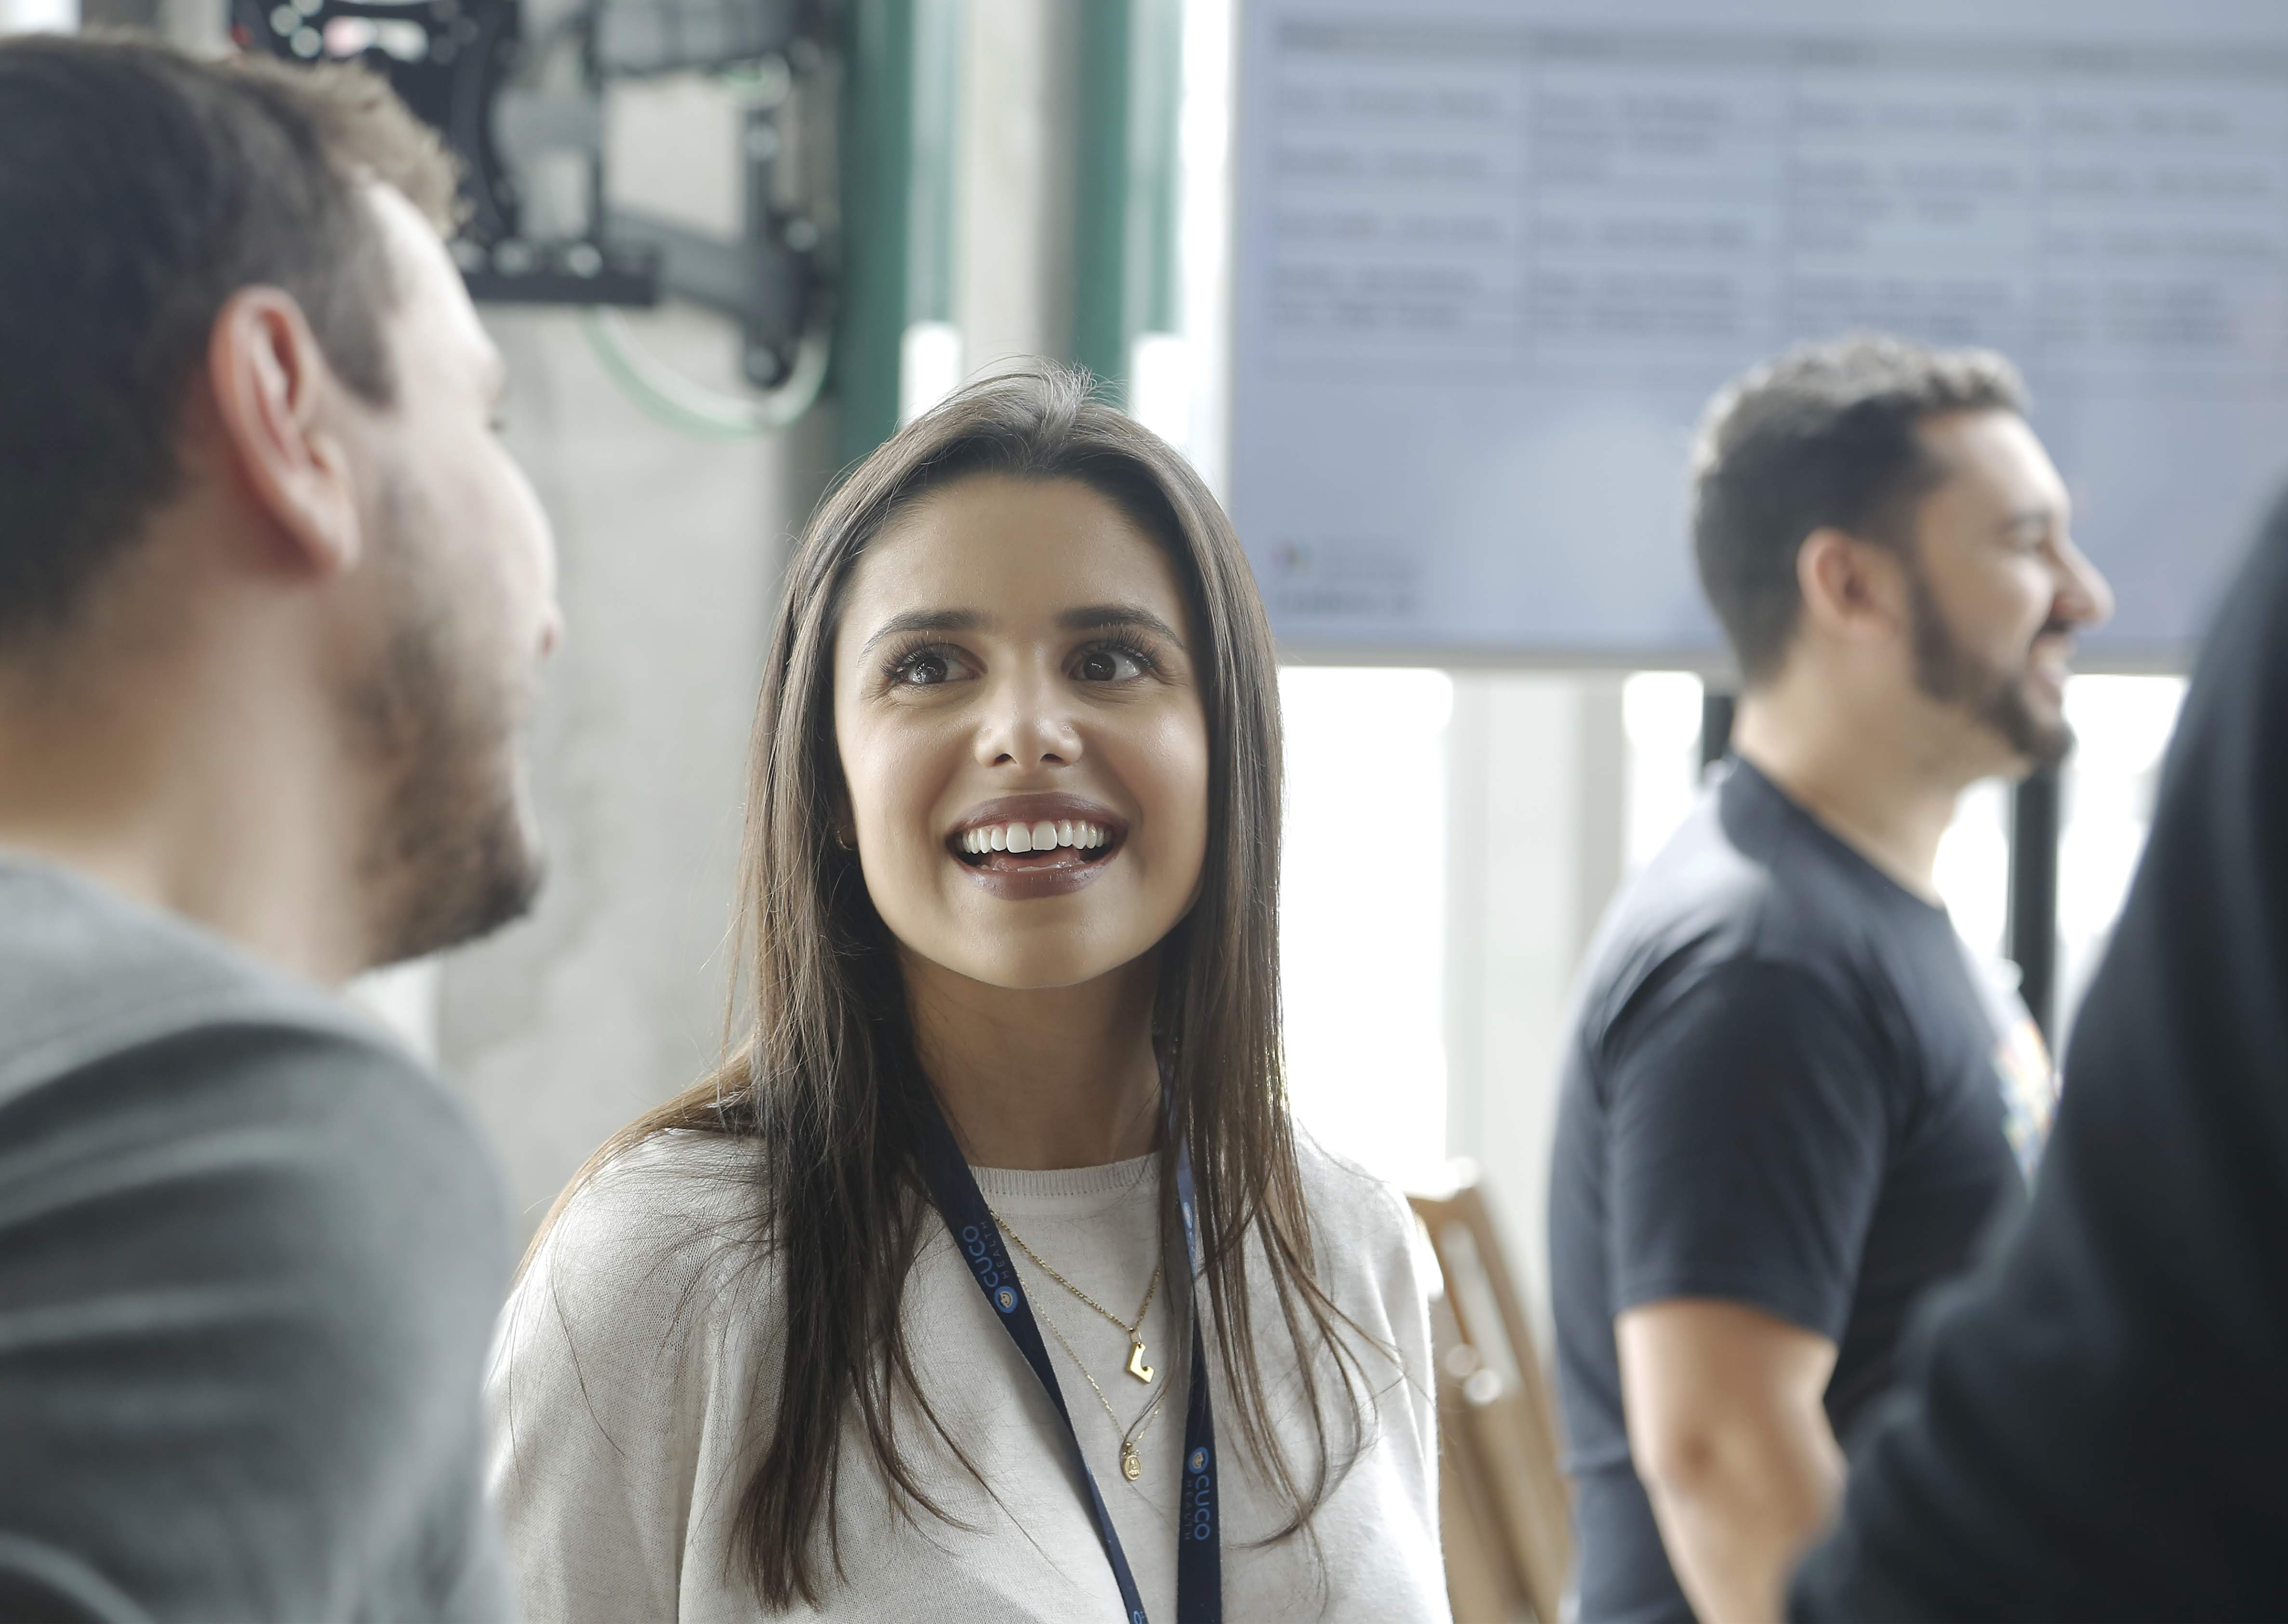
top-left (1700, 690), bottom-right (1737, 777)
top-left (2007, 767), bottom-right (2063, 1041)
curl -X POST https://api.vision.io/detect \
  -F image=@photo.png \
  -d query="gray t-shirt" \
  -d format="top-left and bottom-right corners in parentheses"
top-left (0, 855), bottom-right (514, 1624)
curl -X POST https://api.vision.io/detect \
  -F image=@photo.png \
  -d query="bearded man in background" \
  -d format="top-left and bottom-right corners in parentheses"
top-left (1548, 334), bottom-right (2113, 1624)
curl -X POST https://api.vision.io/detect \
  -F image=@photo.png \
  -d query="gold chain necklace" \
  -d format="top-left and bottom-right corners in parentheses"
top-left (993, 1211), bottom-right (1163, 1384)
top-left (1024, 1281), bottom-right (1170, 1481)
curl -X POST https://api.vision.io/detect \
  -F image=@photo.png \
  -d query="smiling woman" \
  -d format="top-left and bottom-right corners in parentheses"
top-left (484, 366), bottom-right (1450, 1624)
top-left (833, 475), bottom-right (1210, 989)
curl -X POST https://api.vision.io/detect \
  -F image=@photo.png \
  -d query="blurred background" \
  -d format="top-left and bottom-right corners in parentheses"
top-left (9, 0), bottom-right (2254, 1371)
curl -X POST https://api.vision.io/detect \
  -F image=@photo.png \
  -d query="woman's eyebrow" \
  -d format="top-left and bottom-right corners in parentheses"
top-left (860, 608), bottom-right (990, 655)
top-left (1058, 604), bottom-right (1185, 647)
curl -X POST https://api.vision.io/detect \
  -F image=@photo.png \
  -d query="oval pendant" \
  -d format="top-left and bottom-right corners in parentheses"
top-left (1121, 1444), bottom-right (1143, 1481)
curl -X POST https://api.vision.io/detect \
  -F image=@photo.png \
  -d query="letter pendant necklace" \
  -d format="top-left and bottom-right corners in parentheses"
top-left (1027, 1289), bottom-right (1169, 1481)
top-left (991, 1210), bottom-right (1169, 1482)
top-left (995, 1212), bottom-right (1164, 1384)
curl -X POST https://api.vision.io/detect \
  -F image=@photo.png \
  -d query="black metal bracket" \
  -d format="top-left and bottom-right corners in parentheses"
top-left (239, 0), bottom-right (833, 389)
top-left (1699, 689), bottom-right (1738, 777)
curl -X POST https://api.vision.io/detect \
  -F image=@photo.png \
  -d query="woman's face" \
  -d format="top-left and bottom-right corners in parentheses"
top-left (831, 474), bottom-right (1211, 992)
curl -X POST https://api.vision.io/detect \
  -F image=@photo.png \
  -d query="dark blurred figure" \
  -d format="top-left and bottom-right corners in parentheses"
top-left (1791, 502), bottom-right (2288, 1619)
top-left (0, 36), bottom-right (558, 1623)
top-left (1549, 335), bottom-right (2114, 1624)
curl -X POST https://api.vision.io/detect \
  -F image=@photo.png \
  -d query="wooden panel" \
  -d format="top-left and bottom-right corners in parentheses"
top-left (1430, 1291), bottom-right (1530, 1624)
top-left (1412, 1174), bottom-right (1573, 1624)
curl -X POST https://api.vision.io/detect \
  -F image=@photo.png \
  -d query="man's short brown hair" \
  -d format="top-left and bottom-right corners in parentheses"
top-left (0, 35), bottom-right (459, 646)
top-left (1690, 333), bottom-right (2028, 687)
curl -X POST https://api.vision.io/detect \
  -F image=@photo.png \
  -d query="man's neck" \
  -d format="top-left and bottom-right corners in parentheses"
top-left (1730, 684), bottom-right (1982, 903)
top-left (903, 950), bottom-right (1163, 1171)
top-left (0, 649), bottom-right (371, 986)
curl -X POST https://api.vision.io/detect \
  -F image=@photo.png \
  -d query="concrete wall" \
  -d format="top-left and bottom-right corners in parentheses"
top-left (439, 307), bottom-right (836, 1234)
top-left (955, 0), bottom-right (1078, 378)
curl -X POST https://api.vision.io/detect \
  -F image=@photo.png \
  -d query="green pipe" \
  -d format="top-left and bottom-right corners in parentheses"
top-left (1073, 0), bottom-right (1184, 400)
top-left (907, 0), bottom-right (960, 327)
top-left (834, 0), bottom-right (962, 466)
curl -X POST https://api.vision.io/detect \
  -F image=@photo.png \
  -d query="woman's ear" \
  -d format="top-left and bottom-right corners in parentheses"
top-left (824, 763), bottom-right (858, 852)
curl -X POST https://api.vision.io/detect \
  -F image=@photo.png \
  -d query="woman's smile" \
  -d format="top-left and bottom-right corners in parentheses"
top-left (946, 791), bottom-right (1129, 900)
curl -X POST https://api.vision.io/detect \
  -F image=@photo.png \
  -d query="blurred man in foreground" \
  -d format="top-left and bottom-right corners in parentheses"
top-left (1791, 498), bottom-right (2288, 1618)
top-left (1548, 335), bottom-right (2112, 1624)
top-left (0, 36), bottom-right (558, 1621)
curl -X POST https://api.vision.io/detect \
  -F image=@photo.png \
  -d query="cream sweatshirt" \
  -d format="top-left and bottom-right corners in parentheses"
top-left (485, 1129), bottom-right (1449, 1624)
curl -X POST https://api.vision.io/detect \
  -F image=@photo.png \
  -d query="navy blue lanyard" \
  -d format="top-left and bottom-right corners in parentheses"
top-left (913, 1094), bottom-right (1222, 1624)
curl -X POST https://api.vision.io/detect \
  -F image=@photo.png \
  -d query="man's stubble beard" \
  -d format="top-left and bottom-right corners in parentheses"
top-left (348, 473), bottom-right (546, 970)
top-left (1905, 561), bottom-right (2074, 772)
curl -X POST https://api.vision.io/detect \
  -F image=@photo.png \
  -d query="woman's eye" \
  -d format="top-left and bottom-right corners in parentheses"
top-left (892, 648), bottom-right (964, 687)
top-left (1077, 646), bottom-right (1147, 683)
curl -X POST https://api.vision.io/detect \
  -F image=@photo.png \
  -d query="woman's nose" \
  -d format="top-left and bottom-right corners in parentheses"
top-left (975, 671), bottom-right (1083, 767)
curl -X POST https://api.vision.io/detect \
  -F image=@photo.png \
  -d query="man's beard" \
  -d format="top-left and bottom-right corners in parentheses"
top-left (1906, 563), bottom-right (2074, 771)
top-left (347, 479), bottom-right (545, 969)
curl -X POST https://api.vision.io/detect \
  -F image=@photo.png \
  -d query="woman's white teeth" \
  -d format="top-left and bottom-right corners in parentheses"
top-left (960, 820), bottom-right (1108, 854)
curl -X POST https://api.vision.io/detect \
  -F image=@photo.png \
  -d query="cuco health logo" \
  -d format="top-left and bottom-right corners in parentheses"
top-left (959, 1224), bottom-right (1020, 1314)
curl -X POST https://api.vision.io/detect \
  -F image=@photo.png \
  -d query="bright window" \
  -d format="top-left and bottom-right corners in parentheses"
top-left (1277, 667), bottom-right (1452, 1187)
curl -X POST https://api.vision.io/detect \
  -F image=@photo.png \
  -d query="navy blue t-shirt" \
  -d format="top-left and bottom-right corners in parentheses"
top-left (1548, 758), bottom-right (2049, 1624)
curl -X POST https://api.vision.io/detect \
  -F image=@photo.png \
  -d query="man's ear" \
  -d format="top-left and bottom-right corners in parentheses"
top-left (1796, 526), bottom-right (1910, 650)
top-left (204, 287), bottom-right (363, 579)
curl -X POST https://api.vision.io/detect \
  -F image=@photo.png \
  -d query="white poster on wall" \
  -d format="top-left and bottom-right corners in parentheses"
top-left (1230, 0), bottom-right (2288, 666)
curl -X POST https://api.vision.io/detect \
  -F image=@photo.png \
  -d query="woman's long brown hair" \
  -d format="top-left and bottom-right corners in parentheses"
top-left (527, 364), bottom-right (1375, 1605)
